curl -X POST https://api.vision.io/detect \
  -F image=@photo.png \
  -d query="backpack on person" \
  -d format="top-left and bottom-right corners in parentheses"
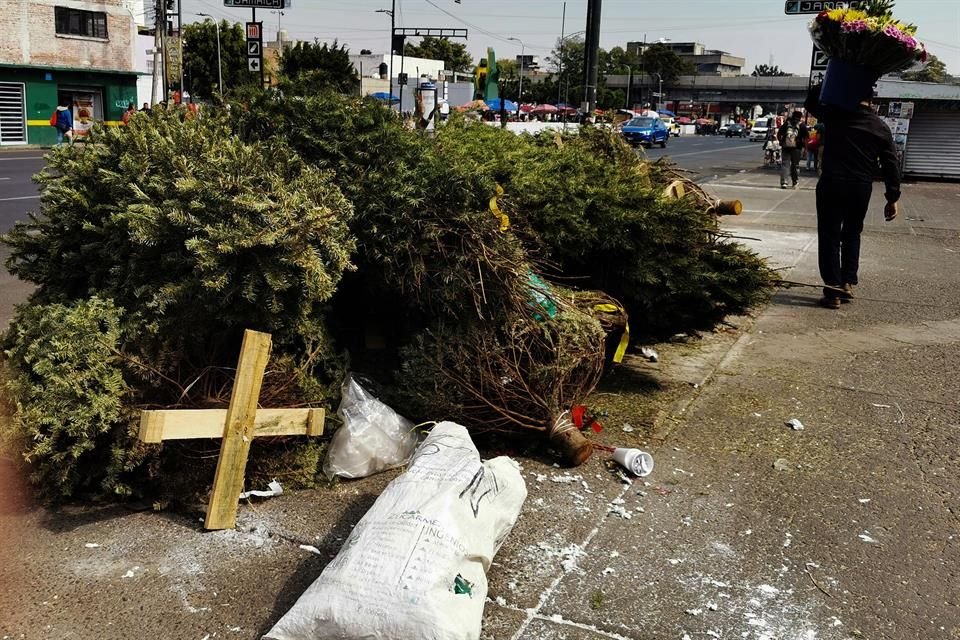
top-left (783, 123), bottom-right (800, 149)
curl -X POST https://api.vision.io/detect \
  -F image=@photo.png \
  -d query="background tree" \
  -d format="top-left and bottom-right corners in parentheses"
top-left (496, 58), bottom-right (520, 102)
top-left (280, 40), bottom-right (360, 94)
top-left (404, 37), bottom-right (474, 73)
top-left (641, 43), bottom-right (695, 85)
top-left (183, 20), bottom-right (248, 100)
top-left (752, 64), bottom-right (789, 77)
top-left (901, 54), bottom-right (949, 83)
top-left (546, 37), bottom-right (586, 106)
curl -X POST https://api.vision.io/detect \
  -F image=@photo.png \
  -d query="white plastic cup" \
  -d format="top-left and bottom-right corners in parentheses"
top-left (612, 448), bottom-right (655, 477)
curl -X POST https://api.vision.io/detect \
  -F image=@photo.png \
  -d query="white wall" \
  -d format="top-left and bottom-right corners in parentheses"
top-left (349, 53), bottom-right (445, 83)
top-left (135, 33), bottom-right (155, 106)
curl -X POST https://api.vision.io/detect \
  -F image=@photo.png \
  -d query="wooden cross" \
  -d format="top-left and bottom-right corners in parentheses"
top-left (137, 329), bottom-right (325, 530)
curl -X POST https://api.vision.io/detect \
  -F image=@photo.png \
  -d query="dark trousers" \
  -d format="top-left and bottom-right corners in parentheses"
top-left (816, 179), bottom-right (873, 296)
top-left (781, 148), bottom-right (801, 185)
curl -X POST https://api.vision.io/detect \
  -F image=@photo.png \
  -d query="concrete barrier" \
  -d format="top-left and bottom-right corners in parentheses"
top-left (484, 121), bottom-right (581, 135)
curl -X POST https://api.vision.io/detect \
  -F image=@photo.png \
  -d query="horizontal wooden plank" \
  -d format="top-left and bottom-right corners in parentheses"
top-left (138, 408), bottom-right (325, 443)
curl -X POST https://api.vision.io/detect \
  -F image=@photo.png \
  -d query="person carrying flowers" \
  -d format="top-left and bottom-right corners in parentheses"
top-left (805, 0), bottom-right (925, 309)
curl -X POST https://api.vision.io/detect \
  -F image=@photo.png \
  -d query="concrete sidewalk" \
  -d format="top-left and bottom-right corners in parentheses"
top-left (2, 168), bottom-right (958, 640)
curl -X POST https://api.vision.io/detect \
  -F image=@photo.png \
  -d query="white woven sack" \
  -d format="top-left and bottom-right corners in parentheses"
top-left (264, 421), bottom-right (527, 640)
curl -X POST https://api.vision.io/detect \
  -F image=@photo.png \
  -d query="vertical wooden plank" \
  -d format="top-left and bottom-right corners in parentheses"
top-left (204, 329), bottom-right (273, 530)
top-left (138, 410), bottom-right (165, 443)
top-left (305, 408), bottom-right (326, 437)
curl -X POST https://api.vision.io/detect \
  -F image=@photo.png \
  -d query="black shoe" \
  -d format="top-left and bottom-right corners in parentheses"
top-left (819, 296), bottom-right (841, 309)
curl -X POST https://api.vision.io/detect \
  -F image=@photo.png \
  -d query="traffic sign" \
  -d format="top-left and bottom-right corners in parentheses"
top-left (785, 0), bottom-right (865, 15)
top-left (812, 48), bottom-right (829, 69)
top-left (225, 0), bottom-right (287, 8)
top-left (246, 21), bottom-right (263, 80)
top-left (810, 43), bottom-right (829, 72)
top-left (809, 69), bottom-right (825, 86)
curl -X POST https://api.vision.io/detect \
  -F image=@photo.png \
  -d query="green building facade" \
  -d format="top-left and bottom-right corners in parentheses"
top-left (0, 64), bottom-right (138, 146)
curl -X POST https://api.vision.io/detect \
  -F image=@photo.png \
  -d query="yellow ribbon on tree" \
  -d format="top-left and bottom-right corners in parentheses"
top-left (489, 184), bottom-right (510, 232)
top-left (593, 303), bottom-right (630, 364)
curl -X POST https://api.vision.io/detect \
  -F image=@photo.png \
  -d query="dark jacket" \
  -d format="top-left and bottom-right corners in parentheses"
top-left (805, 89), bottom-right (901, 203)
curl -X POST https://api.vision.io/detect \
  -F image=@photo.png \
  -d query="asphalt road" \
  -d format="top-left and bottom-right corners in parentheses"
top-left (639, 131), bottom-right (763, 182)
top-left (0, 150), bottom-right (46, 233)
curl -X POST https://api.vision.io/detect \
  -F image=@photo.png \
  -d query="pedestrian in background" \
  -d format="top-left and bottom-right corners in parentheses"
top-left (806, 91), bottom-right (900, 309)
top-left (51, 103), bottom-right (73, 146)
top-left (121, 102), bottom-right (136, 125)
top-left (777, 110), bottom-right (808, 189)
top-left (805, 128), bottom-right (820, 172)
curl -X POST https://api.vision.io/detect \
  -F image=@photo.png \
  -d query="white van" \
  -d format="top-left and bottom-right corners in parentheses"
top-left (749, 116), bottom-right (775, 142)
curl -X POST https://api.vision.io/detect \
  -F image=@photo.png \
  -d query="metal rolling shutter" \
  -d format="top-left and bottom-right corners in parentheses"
top-left (0, 82), bottom-right (27, 145)
top-left (903, 112), bottom-right (960, 179)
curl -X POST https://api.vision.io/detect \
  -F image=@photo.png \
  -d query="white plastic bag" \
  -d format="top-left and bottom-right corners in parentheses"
top-left (264, 422), bottom-right (527, 640)
top-left (322, 375), bottom-right (418, 480)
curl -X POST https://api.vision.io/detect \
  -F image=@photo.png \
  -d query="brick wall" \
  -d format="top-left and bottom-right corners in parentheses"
top-left (0, 0), bottom-right (136, 72)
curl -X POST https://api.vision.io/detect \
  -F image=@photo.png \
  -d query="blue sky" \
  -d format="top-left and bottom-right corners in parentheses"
top-left (183, 0), bottom-right (960, 76)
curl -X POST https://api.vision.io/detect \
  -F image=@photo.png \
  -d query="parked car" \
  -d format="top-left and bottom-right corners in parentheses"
top-left (620, 117), bottom-right (669, 147)
top-left (725, 123), bottom-right (747, 138)
top-left (749, 117), bottom-right (774, 142)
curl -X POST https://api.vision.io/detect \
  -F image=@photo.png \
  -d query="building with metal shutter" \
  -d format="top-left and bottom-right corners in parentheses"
top-left (0, 82), bottom-right (28, 145)
top-left (877, 79), bottom-right (960, 181)
top-left (0, 1), bottom-right (138, 146)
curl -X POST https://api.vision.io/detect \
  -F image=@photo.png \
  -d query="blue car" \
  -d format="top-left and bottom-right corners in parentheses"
top-left (620, 117), bottom-right (669, 148)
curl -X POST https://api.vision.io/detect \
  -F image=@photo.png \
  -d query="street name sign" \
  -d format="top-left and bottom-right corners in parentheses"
top-left (784, 0), bottom-right (865, 14)
top-left (225, 0), bottom-right (287, 9)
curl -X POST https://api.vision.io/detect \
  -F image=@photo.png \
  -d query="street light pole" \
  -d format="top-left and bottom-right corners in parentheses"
top-left (196, 13), bottom-right (223, 97)
top-left (508, 37), bottom-right (524, 111)
top-left (270, 9), bottom-right (284, 40)
top-left (657, 73), bottom-right (663, 111)
top-left (622, 65), bottom-right (631, 109)
top-left (557, 29), bottom-right (586, 115)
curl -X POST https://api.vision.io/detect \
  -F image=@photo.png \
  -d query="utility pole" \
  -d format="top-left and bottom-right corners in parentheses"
top-left (583, 0), bottom-right (602, 116)
top-left (160, 0), bottom-right (169, 100)
top-left (177, 0), bottom-right (184, 97)
top-left (557, 1), bottom-right (565, 108)
top-left (390, 0), bottom-right (396, 107)
top-left (151, 0), bottom-right (162, 104)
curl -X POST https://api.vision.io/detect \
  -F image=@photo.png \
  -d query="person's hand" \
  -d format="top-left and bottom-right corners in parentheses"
top-left (884, 201), bottom-right (898, 221)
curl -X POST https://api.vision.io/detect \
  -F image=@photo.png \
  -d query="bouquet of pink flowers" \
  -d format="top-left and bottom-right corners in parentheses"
top-left (810, 0), bottom-right (926, 109)
top-left (810, 0), bottom-right (927, 74)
